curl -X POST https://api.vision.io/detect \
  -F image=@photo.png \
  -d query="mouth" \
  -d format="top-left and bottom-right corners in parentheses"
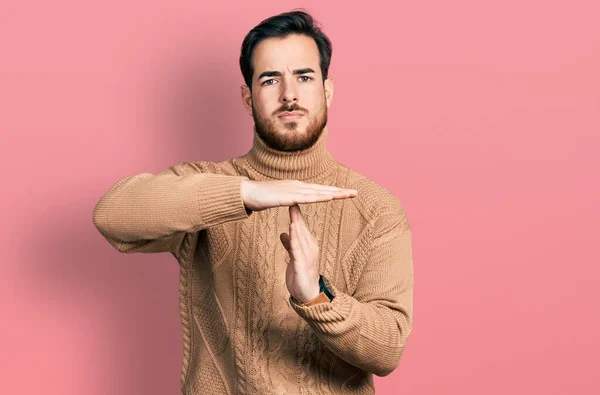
top-left (278, 112), bottom-right (304, 120)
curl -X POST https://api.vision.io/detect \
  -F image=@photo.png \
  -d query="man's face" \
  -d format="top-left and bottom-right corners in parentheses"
top-left (241, 34), bottom-right (334, 152)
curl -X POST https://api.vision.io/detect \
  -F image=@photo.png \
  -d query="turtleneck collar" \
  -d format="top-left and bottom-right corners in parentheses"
top-left (244, 126), bottom-right (338, 180)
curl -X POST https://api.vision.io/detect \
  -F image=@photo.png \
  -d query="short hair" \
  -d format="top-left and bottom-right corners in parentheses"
top-left (239, 10), bottom-right (333, 90)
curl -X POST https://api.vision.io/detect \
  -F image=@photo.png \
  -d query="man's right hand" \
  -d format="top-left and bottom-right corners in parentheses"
top-left (241, 179), bottom-right (358, 212)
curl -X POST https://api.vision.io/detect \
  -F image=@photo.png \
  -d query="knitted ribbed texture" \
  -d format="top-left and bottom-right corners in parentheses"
top-left (92, 126), bottom-right (414, 394)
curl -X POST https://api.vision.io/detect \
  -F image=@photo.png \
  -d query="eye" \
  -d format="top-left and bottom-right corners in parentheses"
top-left (299, 76), bottom-right (312, 82)
top-left (262, 78), bottom-right (277, 86)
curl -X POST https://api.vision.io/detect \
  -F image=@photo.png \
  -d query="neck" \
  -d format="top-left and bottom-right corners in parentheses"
top-left (244, 126), bottom-right (337, 180)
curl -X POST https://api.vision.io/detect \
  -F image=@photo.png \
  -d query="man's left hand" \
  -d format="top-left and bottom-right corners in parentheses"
top-left (280, 204), bottom-right (320, 304)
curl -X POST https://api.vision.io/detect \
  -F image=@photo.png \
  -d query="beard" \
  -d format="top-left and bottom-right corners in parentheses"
top-left (252, 101), bottom-right (328, 152)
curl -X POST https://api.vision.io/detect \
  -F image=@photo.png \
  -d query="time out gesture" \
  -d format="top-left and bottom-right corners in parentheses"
top-left (241, 179), bottom-right (358, 303)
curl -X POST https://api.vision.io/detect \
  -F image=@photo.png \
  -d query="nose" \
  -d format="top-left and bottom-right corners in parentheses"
top-left (280, 78), bottom-right (298, 104)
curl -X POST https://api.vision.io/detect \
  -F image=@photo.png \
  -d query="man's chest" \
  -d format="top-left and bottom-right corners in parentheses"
top-left (189, 199), bottom-right (369, 314)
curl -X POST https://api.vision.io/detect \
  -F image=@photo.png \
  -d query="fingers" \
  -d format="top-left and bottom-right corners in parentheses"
top-left (299, 217), bottom-right (316, 258)
top-left (289, 205), bottom-right (315, 259)
top-left (301, 182), bottom-right (353, 192)
top-left (282, 188), bottom-right (357, 206)
top-left (270, 180), bottom-right (357, 207)
top-left (249, 180), bottom-right (358, 211)
top-left (300, 184), bottom-right (358, 199)
top-left (289, 214), bottom-right (302, 260)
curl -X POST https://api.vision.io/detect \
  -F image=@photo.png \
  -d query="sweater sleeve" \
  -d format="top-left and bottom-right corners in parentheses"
top-left (289, 212), bottom-right (414, 377)
top-left (92, 162), bottom-right (252, 255)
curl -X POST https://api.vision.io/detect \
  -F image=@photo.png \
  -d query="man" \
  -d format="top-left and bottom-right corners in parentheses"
top-left (93, 10), bottom-right (414, 395)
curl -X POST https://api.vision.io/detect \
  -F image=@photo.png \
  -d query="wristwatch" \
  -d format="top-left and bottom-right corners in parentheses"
top-left (298, 275), bottom-right (335, 307)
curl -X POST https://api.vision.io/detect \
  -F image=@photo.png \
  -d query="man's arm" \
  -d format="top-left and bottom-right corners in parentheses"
top-left (290, 210), bottom-right (414, 377)
top-left (92, 161), bottom-right (251, 255)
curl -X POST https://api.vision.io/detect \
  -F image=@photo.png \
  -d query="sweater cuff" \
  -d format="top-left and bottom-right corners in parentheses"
top-left (197, 174), bottom-right (252, 225)
top-left (290, 275), bottom-right (355, 332)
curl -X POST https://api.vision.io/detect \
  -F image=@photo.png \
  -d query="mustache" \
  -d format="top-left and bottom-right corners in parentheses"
top-left (274, 103), bottom-right (308, 115)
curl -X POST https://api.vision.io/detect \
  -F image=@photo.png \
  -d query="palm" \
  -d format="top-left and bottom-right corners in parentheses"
top-left (280, 205), bottom-right (320, 303)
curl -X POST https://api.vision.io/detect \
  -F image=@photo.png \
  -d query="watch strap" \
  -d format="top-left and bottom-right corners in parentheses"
top-left (298, 291), bottom-right (331, 307)
top-left (298, 275), bottom-right (334, 307)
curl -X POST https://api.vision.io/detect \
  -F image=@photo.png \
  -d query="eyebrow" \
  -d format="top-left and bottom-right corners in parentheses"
top-left (257, 68), bottom-right (315, 80)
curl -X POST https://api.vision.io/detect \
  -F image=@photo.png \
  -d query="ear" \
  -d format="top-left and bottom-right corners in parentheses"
top-left (324, 76), bottom-right (334, 109)
top-left (240, 85), bottom-right (253, 116)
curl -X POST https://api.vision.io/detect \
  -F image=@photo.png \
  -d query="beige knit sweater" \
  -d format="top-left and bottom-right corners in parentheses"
top-left (92, 126), bottom-right (414, 395)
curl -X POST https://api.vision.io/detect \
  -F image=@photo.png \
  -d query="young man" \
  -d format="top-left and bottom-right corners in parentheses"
top-left (93, 10), bottom-right (414, 395)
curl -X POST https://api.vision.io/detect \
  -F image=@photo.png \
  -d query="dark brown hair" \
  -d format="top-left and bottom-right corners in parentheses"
top-left (239, 10), bottom-right (333, 90)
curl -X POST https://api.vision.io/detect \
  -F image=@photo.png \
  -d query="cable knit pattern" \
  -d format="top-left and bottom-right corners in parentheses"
top-left (248, 208), bottom-right (277, 394)
top-left (176, 233), bottom-right (196, 390)
top-left (233, 214), bottom-right (252, 395)
top-left (92, 126), bottom-right (414, 394)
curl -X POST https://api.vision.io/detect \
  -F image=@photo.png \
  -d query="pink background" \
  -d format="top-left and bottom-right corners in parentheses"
top-left (1, 1), bottom-right (598, 394)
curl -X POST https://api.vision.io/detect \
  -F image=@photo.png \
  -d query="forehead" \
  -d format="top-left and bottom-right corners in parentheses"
top-left (252, 34), bottom-right (321, 77)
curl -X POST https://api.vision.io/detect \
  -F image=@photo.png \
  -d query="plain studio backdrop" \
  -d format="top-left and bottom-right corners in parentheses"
top-left (1, 1), bottom-right (598, 394)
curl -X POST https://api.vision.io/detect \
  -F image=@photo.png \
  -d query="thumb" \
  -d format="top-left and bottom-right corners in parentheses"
top-left (279, 232), bottom-right (291, 251)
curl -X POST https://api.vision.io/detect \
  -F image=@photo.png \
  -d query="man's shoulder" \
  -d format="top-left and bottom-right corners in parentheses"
top-left (340, 163), bottom-right (407, 223)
